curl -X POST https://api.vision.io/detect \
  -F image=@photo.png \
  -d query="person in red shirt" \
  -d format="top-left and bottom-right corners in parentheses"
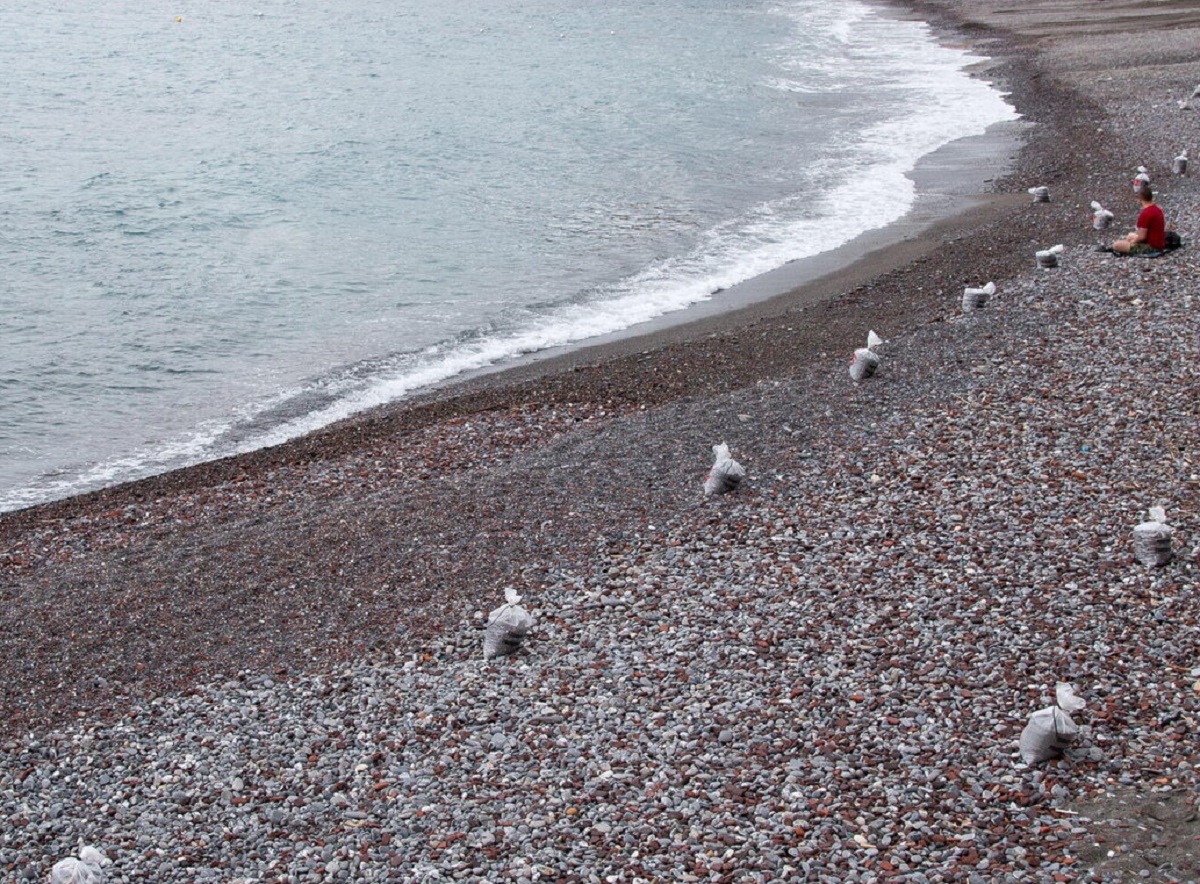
top-left (1112, 185), bottom-right (1166, 254)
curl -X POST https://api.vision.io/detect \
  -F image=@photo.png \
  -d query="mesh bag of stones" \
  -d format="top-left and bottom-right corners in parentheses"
top-left (1133, 520), bottom-right (1173, 566)
top-left (484, 589), bottom-right (536, 659)
top-left (50, 847), bottom-right (109, 884)
top-left (704, 442), bottom-right (746, 495)
top-left (1019, 706), bottom-right (1079, 764)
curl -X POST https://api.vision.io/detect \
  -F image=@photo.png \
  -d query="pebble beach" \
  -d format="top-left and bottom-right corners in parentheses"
top-left (3, 1), bottom-right (1200, 881)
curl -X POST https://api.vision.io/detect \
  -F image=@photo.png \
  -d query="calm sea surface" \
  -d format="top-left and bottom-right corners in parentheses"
top-left (0, 0), bottom-right (1016, 512)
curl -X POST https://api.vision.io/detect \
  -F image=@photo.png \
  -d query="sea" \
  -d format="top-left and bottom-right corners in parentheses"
top-left (0, 0), bottom-right (1017, 513)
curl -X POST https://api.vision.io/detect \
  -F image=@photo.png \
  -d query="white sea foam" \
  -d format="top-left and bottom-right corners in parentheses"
top-left (294, 20), bottom-right (1000, 389)
top-left (226, 22), bottom-right (1016, 456)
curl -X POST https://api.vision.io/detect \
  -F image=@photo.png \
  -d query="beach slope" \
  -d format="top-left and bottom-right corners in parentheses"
top-left (2, 0), bottom-right (1199, 879)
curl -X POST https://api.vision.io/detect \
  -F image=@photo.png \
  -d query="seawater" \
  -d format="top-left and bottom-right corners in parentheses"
top-left (0, 0), bottom-right (1017, 512)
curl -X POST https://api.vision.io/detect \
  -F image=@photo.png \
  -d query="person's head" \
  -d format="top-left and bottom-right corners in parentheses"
top-left (1137, 184), bottom-right (1154, 203)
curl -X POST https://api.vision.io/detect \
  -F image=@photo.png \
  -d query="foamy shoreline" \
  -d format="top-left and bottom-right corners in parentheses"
top-left (0, 0), bottom-right (1019, 516)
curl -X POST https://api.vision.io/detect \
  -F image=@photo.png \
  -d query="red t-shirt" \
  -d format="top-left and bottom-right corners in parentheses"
top-left (1137, 203), bottom-right (1166, 250)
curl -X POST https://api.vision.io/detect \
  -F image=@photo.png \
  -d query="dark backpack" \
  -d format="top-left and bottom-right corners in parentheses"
top-left (1164, 229), bottom-right (1182, 251)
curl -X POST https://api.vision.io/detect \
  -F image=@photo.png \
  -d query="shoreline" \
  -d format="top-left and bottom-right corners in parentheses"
top-left (0, 120), bottom-right (1032, 524)
top-left (2, 0), bottom-right (1200, 878)
top-left (437, 115), bottom-right (1028, 391)
top-left (0, 9), bottom-right (1023, 518)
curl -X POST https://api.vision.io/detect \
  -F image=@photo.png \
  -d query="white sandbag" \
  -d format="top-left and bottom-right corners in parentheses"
top-left (1133, 505), bottom-right (1173, 567)
top-left (1090, 200), bottom-right (1114, 230)
top-left (1132, 166), bottom-right (1151, 191)
top-left (1173, 150), bottom-right (1188, 176)
top-left (848, 330), bottom-right (883, 381)
top-left (1027, 186), bottom-right (1050, 203)
top-left (704, 442), bottom-right (746, 495)
top-left (1133, 523), bottom-right (1172, 565)
top-left (483, 588), bottom-right (535, 659)
top-left (962, 280), bottom-right (995, 312)
top-left (1019, 705), bottom-right (1079, 764)
top-left (49, 847), bottom-right (108, 884)
top-left (1035, 244), bottom-right (1064, 269)
top-left (848, 348), bottom-right (880, 381)
top-left (50, 861), bottom-right (98, 884)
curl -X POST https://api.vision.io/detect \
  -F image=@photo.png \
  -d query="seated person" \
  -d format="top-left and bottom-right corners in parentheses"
top-left (1112, 185), bottom-right (1166, 254)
